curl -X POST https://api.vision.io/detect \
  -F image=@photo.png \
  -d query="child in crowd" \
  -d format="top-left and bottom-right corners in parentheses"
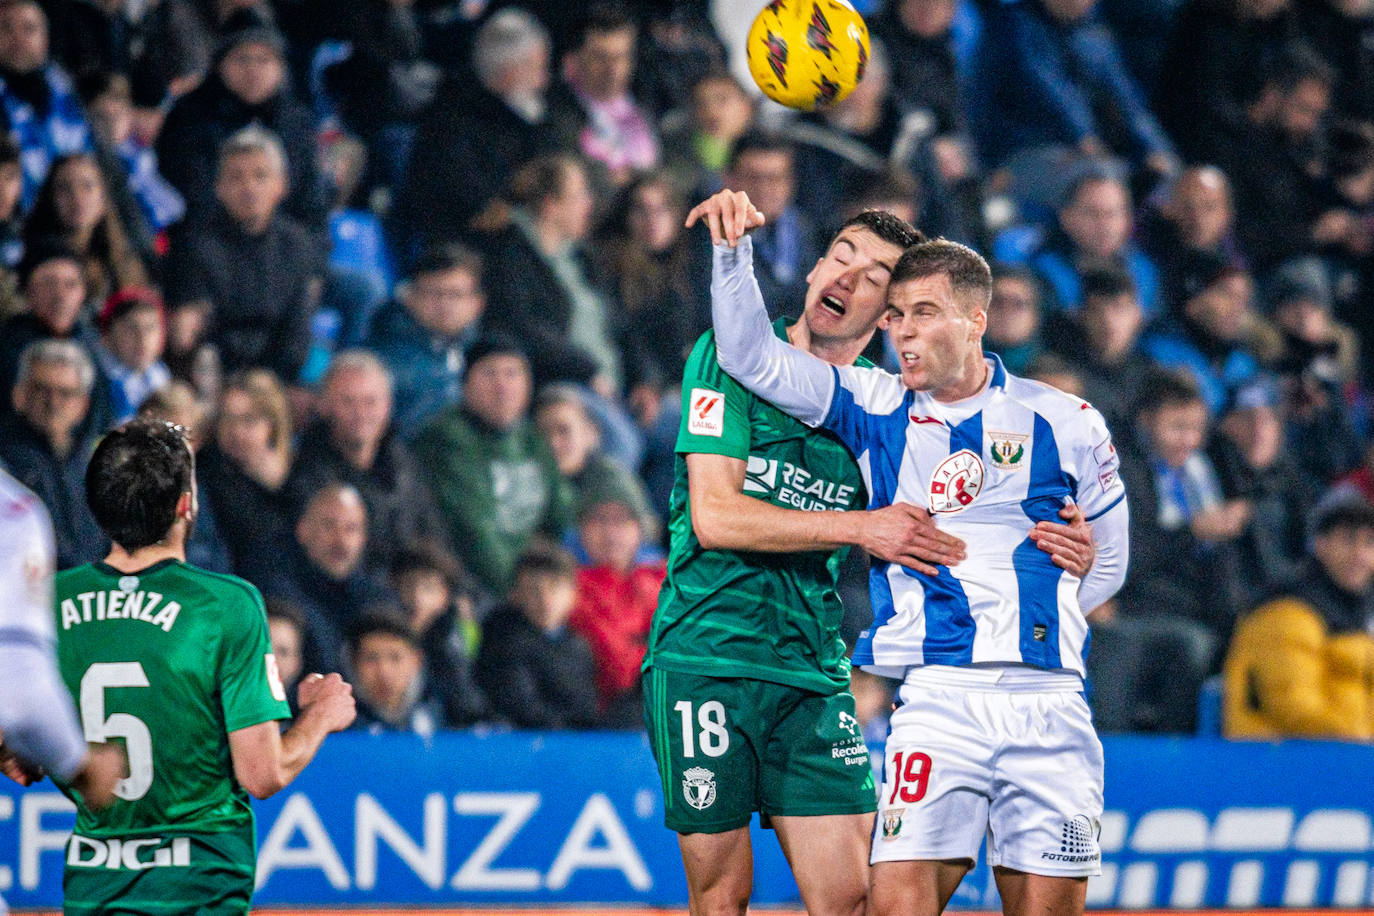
top-left (348, 612), bottom-right (445, 737)
top-left (266, 598), bottom-right (307, 715)
top-left (96, 287), bottom-right (170, 423)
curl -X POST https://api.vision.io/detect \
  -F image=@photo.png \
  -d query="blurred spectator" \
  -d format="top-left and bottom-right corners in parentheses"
top-left (1213, 48), bottom-right (1341, 270)
top-left (22, 152), bottom-right (148, 305)
top-left (1154, 0), bottom-right (1302, 163)
top-left (570, 489), bottom-right (665, 728)
top-left (697, 131), bottom-right (822, 329)
top-left (364, 243), bottom-right (485, 438)
top-left (264, 482), bottom-right (393, 677)
top-left (482, 154), bottom-right (646, 407)
top-left (1071, 267), bottom-right (1153, 431)
top-left (0, 134), bottom-right (21, 274)
top-left (0, 242), bottom-right (100, 404)
top-left (76, 71), bottom-right (185, 239)
top-left (318, 0), bottom-right (440, 195)
top-left (347, 613), bottom-right (445, 736)
top-left (659, 69), bottom-right (755, 198)
top-left (413, 335), bottom-right (575, 597)
top-left (1025, 351), bottom-right (1087, 396)
top-left (1322, 121), bottom-right (1374, 344)
top-left (984, 263), bottom-right (1045, 374)
top-left (0, 339), bottom-right (105, 567)
top-left (873, 0), bottom-right (973, 146)
top-left (393, 8), bottom-right (576, 253)
top-left (199, 368), bottom-right (294, 584)
top-left (0, 0), bottom-right (91, 209)
top-left (266, 597), bottom-right (307, 713)
top-left (630, 2), bottom-right (725, 118)
top-left (1208, 379), bottom-right (1315, 600)
top-left (1029, 168), bottom-right (1161, 316)
top-left (1298, 0), bottom-right (1374, 121)
top-left (136, 378), bottom-right (233, 573)
top-left (1141, 257), bottom-right (1276, 413)
top-left (476, 542), bottom-right (599, 729)
top-left (534, 384), bottom-right (656, 537)
top-left (1140, 166), bottom-right (1248, 311)
top-left (560, 2), bottom-right (659, 188)
top-left (1267, 261), bottom-right (1362, 482)
top-left (286, 349), bottom-right (447, 573)
top-left (167, 126), bottom-right (324, 382)
top-left (1224, 495), bottom-right (1374, 738)
top-left (95, 287), bottom-right (169, 422)
top-left (1118, 368), bottom-right (1250, 636)
top-left (595, 170), bottom-right (695, 410)
top-left (156, 9), bottom-right (326, 232)
top-left (389, 539), bottom-right (489, 726)
top-left (972, 0), bottom-right (1177, 176)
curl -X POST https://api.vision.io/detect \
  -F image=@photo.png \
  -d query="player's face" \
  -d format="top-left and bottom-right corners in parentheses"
top-left (882, 273), bottom-right (988, 398)
top-left (353, 632), bottom-right (422, 715)
top-left (1145, 401), bottom-right (1207, 469)
top-left (801, 227), bottom-right (902, 347)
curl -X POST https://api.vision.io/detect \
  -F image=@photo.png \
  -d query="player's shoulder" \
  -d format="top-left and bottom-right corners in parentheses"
top-left (163, 562), bottom-right (267, 618)
top-left (1003, 372), bottom-right (1111, 438)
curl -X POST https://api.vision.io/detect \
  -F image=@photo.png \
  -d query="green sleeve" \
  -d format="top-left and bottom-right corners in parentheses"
top-left (675, 331), bottom-right (752, 460)
top-left (219, 583), bottom-right (291, 732)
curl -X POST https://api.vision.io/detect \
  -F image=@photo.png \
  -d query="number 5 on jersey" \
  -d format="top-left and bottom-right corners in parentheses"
top-left (887, 750), bottom-right (931, 804)
top-left (80, 662), bottom-right (153, 800)
top-left (674, 700), bottom-right (730, 758)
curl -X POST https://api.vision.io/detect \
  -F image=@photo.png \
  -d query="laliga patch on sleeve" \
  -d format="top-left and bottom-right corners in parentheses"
top-left (688, 388), bottom-right (725, 437)
top-left (1093, 435), bottom-right (1121, 493)
top-left (265, 653), bottom-right (287, 702)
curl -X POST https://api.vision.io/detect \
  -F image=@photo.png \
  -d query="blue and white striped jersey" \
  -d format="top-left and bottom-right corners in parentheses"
top-left (823, 355), bottom-right (1125, 677)
top-left (709, 238), bottom-right (1129, 680)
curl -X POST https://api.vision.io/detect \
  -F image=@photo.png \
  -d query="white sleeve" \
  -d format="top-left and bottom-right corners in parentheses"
top-left (0, 641), bottom-right (87, 781)
top-left (1077, 494), bottom-right (1129, 613)
top-left (710, 236), bottom-right (836, 427)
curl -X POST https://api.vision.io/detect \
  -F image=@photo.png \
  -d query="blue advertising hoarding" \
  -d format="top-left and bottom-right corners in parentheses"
top-left (1, 733), bottom-right (1371, 910)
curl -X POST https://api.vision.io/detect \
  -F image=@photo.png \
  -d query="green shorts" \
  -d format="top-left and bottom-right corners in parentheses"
top-left (63, 829), bottom-right (255, 915)
top-left (643, 666), bottom-right (877, 834)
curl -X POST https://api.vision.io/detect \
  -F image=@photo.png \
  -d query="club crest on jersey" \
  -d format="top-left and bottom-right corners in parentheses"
top-left (988, 432), bottom-right (1028, 470)
top-left (881, 808), bottom-right (904, 840)
top-left (682, 767), bottom-right (717, 811)
top-left (928, 449), bottom-right (983, 514)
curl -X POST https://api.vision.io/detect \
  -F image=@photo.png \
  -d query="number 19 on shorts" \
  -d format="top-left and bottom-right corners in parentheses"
top-left (674, 700), bottom-right (729, 758)
top-left (887, 750), bottom-right (932, 804)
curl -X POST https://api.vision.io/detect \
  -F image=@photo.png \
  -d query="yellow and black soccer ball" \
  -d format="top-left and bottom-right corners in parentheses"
top-left (746, 0), bottom-right (870, 111)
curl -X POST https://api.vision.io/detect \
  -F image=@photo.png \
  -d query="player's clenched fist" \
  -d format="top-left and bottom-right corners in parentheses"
top-left (298, 673), bottom-right (357, 733)
top-left (685, 189), bottom-right (766, 247)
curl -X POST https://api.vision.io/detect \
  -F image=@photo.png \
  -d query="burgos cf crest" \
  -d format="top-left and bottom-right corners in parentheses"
top-left (881, 808), bottom-right (904, 840)
top-left (989, 431), bottom-right (1028, 470)
top-left (683, 767), bottom-right (717, 811)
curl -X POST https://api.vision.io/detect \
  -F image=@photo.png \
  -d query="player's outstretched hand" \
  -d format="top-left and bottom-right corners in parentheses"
top-left (685, 189), bottom-right (766, 248)
top-left (73, 744), bottom-right (126, 811)
top-left (1028, 503), bottom-right (1095, 577)
top-left (862, 502), bottom-right (967, 576)
top-left (297, 673), bottom-right (357, 734)
top-left (0, 743), bottom-right (43, 787)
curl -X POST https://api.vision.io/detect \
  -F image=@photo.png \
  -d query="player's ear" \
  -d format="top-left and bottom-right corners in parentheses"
top-left (805, 257), bottom-right (823, 286)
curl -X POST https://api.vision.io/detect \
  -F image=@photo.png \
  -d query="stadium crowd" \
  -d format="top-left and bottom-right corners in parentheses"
top-left (4, 0), bottom-right (1374, 738)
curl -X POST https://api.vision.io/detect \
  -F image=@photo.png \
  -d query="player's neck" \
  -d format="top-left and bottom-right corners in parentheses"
top-left (788, 321), bottom-right (870, 367)
top-left (103, 530), bottom-right (188, 572)
top-left (932, 352), bottom-right (991, 404)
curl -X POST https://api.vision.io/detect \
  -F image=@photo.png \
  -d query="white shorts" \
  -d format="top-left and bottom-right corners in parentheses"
top-left (870, 668), bottom-right (1104, 877)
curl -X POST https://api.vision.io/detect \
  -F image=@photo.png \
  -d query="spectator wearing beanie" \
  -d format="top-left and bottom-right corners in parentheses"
top-left (95, 287), bottom-right (170, 423)
top-left (413, 334), bottom-right (574, 597)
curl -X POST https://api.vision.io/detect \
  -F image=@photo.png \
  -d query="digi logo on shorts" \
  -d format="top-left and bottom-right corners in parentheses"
top-left (682, 767), bottom-right (717, 810)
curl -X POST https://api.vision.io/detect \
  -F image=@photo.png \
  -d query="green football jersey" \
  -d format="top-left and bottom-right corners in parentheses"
top-left (644, 321), bottom-right (868, 694)
top-left (53, 559), bottom-right (290, 843)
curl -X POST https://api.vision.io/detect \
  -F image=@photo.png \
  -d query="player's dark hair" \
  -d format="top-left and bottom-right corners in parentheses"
top-left (1135, 367), bottom-right (1204, 418)
top-left (890, 238), bottom-right (993, 310)
top-left (727, 129), bottom-right (794, 173)
top-left (838, 209), bottom-right (925, 252)
top-left (411, 242), bottom-right (481, 283)
top-left (86, 418), bottom-right (194, 550)
top-left (1081, 266), bottom-right (1137, 303)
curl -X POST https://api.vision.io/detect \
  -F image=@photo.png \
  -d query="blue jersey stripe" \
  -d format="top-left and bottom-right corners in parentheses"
top-left (854, 394), bottom-right (916, 666)
top-left (1085, 491), bottom-right (1125, 522)
top-left (1015, 413), bottom-right (1069, 668)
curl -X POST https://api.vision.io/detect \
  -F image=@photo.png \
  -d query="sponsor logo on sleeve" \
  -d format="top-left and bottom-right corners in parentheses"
top-left (1093, 436), bottom-right (1121, 493)
top-left (266, 653), bottom-right (287, 702)
top-left (688, 388), bottom-right (725, 438)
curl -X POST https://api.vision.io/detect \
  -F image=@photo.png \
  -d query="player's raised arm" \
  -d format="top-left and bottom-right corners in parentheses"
top-left (229, 672), bottom-right (356, 799)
